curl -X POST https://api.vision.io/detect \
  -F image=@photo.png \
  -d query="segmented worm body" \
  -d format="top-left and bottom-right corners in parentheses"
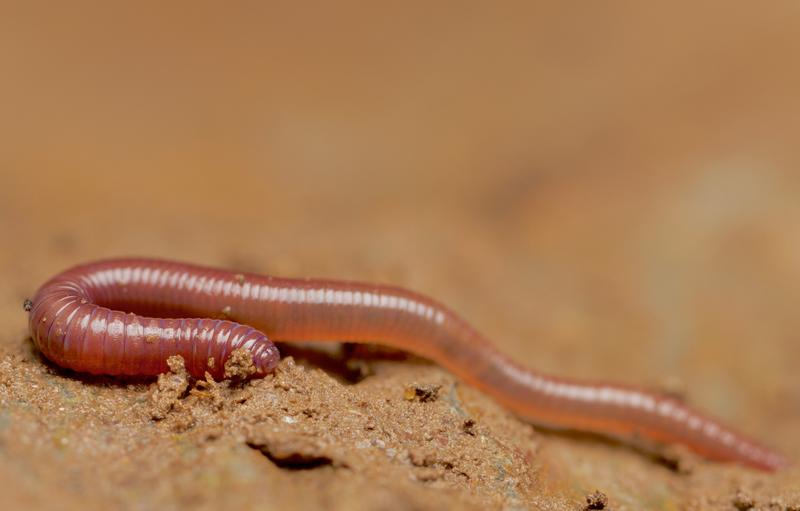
top-left (28, 258), bottom-right (787, 471)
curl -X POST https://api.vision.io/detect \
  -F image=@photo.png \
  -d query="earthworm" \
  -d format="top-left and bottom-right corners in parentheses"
top-left (27, 258), bottom-right (787, 471)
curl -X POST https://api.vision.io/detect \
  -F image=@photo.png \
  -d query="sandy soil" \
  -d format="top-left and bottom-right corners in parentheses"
top-left (2, 3), bottom-right (799, 510)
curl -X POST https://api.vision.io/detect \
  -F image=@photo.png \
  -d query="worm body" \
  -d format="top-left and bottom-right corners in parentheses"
top-left (28, 258), bottom-right (787, 471)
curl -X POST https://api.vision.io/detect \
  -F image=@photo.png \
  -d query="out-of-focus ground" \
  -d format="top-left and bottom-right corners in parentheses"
top-left (1, 2), bottom-right (799, 510)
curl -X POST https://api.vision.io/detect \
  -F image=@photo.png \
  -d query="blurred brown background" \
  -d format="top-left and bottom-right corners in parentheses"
top-left (1, 2), bottom-right (799, 509)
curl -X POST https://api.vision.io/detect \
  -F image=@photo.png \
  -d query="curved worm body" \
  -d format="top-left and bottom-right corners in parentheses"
top-left (28, 258), bottom-right (787, 471)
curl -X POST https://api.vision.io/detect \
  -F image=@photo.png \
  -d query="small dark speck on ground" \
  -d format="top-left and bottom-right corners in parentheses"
top-left (404, 383), bottom-right (441, 402)
top-left (462, 419), bottom-right (477, 436)
top-left (585, 490), bottom-right (608, 510)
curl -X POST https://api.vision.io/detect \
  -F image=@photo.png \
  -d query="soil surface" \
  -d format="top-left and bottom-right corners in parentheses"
top-left (2, 3), bottom-right (799, 510)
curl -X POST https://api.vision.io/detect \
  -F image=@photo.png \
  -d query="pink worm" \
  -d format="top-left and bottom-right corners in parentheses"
top-left (27, 258), bottom-right (787, 471)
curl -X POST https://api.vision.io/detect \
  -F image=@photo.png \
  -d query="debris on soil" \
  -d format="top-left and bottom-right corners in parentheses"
top-left (404, 382), bottom-right (441, 402)
top-left (584, 489), bottom-right (609, 510)
top-left (149, 355), bottom-right (190, 419)
top-left (732, 489), bottom-right (755, 510)
top-left (407, 447), bottom-right (467, 483)
top-left (189, 372), bottom-right (225, 410)
top-left (223, 347), bottom-right (256, 379)
top-left (462, 419), bottom-right (477, 436)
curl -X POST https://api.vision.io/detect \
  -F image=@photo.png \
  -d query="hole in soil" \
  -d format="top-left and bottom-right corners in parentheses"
top-left (248, 444), bottom-right (335, 470)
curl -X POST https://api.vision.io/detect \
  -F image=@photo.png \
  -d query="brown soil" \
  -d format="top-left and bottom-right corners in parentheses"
top-left (1, 3), bottom-right (799, 510)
